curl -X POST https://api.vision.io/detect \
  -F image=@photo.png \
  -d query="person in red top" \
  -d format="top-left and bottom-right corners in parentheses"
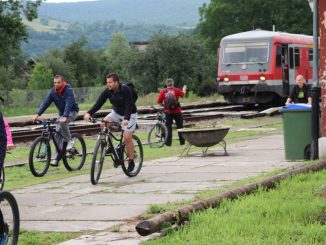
top-left (157, 78), bottom-right (187, 146)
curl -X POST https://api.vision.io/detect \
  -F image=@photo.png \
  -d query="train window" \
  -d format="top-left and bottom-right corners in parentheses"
top-left (294, 48), bottom-right (300, 67)
top-left (222, 41), bottom-right (269, 64)
top-left (309, 49), bottom-right (313, 68)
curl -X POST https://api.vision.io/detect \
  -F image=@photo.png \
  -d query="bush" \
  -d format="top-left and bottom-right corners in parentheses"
top-left (197, 78), bottom-right (217, 97)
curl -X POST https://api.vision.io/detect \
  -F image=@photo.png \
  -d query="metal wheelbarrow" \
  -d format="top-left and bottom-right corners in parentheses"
top-left (177, 127), bottom-right (230, 156)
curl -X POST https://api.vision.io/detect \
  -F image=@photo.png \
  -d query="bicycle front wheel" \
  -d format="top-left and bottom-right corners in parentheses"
top-left (29, 137), bottom-right (51, 177)
top-left (0, 191), bottom-right (20, 245)
top-left (90, 140), bottom-right (106, 185)
top-left (148, 122), bottom-right (167, 148)
top-left (63, 133), bottom-right (86, 171)
top-left (121, 135), bottom-right (143, 177)
top-left (0, 167), bottom-right (4, 191)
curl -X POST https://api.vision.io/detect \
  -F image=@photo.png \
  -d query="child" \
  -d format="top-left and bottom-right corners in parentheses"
top-left (3, 118), bottom-right (13, 151)
top-left (0, 113), bottom-right (6, 172)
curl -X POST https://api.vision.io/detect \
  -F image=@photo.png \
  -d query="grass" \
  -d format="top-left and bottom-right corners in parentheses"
top-left (19, 230), bottom-right (79, 245)
top-left (143, 169), bottom-right (326, 245)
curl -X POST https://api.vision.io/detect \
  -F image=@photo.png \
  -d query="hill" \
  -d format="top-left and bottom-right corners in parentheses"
top-left (39, 0), bottom-right (210, 27)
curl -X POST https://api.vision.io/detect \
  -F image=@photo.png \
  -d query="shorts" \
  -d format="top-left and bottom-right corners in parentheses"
top-left (104, 110), bottom-right (138, 132)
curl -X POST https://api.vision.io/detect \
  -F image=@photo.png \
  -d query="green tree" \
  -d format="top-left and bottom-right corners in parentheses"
top-left (0, 0), bottom-right (42, 66)
top-left (103, 32), bottom-right (138, 81)
top-left (28, 63), bottom-right (53, 90)
top-left (198, 0), bottom-right (312, 50)
top-left (63, 37), bottom-right (102, 87)
top-left (137, 33), bottom-right (215, 94)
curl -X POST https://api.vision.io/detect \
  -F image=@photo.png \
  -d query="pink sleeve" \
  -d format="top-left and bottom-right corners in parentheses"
top-left (3, 118), bottom-right (13, 145)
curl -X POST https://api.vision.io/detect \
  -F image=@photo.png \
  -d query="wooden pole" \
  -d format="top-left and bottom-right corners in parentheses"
top-left (136, 161), bottom-right (326, 236)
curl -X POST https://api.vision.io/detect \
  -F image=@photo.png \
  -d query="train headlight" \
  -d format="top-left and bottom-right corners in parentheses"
top-left (260, 75), bottom-right (266, 81)
top-left (224, 77), bottom-right (229, 82)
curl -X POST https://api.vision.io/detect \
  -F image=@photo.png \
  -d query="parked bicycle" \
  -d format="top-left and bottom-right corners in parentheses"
top-left (147, 108), bottom-right (167, 148)
top-left (90, 118), bottom-right (143, 185)
top-left (29, 119), bottom-right (86, 177)
top-left (0, 191), bottom-right (20, 245)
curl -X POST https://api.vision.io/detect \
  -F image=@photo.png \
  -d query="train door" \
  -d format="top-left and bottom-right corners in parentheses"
top-left (288, 45), bottom-right (300, 86)
top-left (277, 45), bottom-right (290, 96)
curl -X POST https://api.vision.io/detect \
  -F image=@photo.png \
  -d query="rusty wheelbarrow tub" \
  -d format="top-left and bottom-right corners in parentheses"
top-left (177, 127), bottom-right (230, 155)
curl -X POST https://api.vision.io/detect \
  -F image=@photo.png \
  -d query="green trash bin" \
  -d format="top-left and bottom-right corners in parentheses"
top-left (281, 104), bottom-right (312, 160)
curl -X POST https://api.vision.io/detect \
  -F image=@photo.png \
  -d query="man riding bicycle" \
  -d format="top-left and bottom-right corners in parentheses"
top-left (32, 75), bottom-right (79, 166)
top-left (83, 73), bottom-right (137, 172)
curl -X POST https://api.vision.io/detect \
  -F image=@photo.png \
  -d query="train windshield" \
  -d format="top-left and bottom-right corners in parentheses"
top-left (222, 41), bottom-right (269, 64)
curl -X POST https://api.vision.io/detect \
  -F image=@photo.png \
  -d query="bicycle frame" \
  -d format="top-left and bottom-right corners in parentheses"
top-left (38, 121), bottom-right (66, 159)
top-left (98, 124), bottom-right (125, 165)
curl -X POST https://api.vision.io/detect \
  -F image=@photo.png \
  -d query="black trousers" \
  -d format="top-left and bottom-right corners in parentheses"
top-left (165, 112), bottom-right (185, 146)
top-left (0, 113), bottom-right (6, 168)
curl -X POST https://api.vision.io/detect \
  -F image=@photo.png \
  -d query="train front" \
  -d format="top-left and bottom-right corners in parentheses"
top-left (217, 34), bottom-right (276, 105)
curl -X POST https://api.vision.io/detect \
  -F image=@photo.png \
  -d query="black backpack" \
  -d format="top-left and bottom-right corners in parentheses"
top-left (164, 88), bottom-right (180, 110)
top-left (123, 82), bottom-right (138, 103)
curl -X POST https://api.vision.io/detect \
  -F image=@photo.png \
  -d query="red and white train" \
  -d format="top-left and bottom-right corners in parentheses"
top-left (217, 30), bottom-right (313, 105)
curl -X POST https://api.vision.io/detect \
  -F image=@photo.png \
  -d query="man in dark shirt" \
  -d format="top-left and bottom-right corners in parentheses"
top-left (285, 75), bottom-right (312, 105)
top-left (83, 73), bottom-right (137, 172)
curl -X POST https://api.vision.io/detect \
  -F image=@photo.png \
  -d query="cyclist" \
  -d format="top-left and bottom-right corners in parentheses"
top-left (83, 73), bottom-right (137, 172)
top-left (32, 75), bottom-right (79, 166)
top-left (0, 112), bottom-right (8, 243)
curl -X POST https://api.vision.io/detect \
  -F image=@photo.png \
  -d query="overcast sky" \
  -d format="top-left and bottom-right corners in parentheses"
top-left (45, 0), bottom-right (97, 3)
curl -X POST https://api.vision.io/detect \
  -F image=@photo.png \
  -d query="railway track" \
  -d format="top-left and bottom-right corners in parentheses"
top-left (11, 103), bottom-right (272, 143)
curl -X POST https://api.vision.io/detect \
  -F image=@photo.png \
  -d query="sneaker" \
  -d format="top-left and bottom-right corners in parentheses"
top-left (0, 232), bottom-right (8, 245)
top-left (50, 157), bottom-right (60, 167)
top-left (127, 159), bottom-right (135, 172)
top-left (67, 139), bottom-right (75, 151)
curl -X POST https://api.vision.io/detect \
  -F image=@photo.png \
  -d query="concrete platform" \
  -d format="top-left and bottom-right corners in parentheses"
top-left (11, 134), bottom-right (302, 244)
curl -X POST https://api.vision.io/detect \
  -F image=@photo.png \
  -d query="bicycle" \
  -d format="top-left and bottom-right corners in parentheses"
top-left (0, 191), bottom-right (20, 245)
top-left (147, 108), bottom-right (168, 148)
top-left (29, 119), bottom-right (86, 177)
top-left (90, 118), bottom-right (143, 185)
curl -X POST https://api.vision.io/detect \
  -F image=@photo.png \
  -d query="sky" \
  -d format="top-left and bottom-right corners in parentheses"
top-left (45, 0), bottom-right (97, 3)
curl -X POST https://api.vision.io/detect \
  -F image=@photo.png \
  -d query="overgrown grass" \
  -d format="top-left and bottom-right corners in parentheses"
top-left (143, 170), bottom-right (326, 245)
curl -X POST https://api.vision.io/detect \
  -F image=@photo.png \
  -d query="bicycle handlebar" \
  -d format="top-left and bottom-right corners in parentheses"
top-left (34, 119), bottom-right (57, 125)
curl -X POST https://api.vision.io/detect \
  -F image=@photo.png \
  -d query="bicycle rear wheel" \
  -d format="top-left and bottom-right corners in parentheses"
top-left (121, 135), bottom-right (143, 177)
top-left (148, 122), bottom-right (167, 148)
top-left (0, 191), bottom-right (20, 245)
top-left (90, 140), bottom-right (106, 185)
top-left (63, 133), bottom-right (86, 171)
top-left (29, 137), bottom-right (51, 177)
top-left (0, 167), bottom-right (4, 191)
